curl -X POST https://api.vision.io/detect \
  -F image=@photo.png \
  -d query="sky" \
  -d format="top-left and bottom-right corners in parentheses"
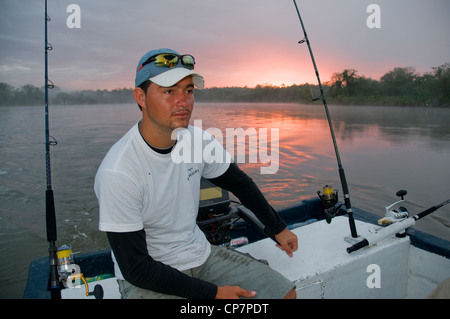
top-left (0, 0), bottom-right (449, 91)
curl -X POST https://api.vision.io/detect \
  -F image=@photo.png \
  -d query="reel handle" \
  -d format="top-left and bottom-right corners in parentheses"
top-left (396, 189), bottom-right (407, 200)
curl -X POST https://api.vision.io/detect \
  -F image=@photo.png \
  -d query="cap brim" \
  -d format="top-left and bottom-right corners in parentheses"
top-left (149, 68), bottom-right (204, 88)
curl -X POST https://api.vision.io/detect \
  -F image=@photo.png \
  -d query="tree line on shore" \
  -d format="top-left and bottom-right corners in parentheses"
top-left (1, 63), bottom-right (449, 107)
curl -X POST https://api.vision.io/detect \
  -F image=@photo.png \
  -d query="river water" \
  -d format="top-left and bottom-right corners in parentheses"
top-left (1, 102), bottom-right (449, 298)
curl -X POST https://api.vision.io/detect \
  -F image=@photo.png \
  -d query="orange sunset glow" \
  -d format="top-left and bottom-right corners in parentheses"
top-left (1, 1), bottom-right (449, 91)
top-left (198, 54), bottom-right (320, 89)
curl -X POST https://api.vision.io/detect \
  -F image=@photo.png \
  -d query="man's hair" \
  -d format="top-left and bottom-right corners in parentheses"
top-left (136, 80), bottom-right (152, 111)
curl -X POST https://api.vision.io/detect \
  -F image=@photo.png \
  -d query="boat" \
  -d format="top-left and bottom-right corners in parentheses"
top-left (25, 0), bottom-right (449, 300)
top-left (23, 182), bottom-right (450, 299)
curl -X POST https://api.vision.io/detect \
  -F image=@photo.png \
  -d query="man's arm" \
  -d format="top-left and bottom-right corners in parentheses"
top-left (208, 163), bottom-right (298, 256)
top-left (207, 163), bottom-right (286, 236)
top-left (107, 229), bottom-right (218, 298)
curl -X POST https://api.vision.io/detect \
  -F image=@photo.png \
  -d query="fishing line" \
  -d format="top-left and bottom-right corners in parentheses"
top-left (44, 0), bottom-right (61, 299)
top-left (292, 0), bottom-right (358, 237)
top-left (396, 188), bottom-right (450, 213)
top-left (347, 198), bottom-right (450, 254)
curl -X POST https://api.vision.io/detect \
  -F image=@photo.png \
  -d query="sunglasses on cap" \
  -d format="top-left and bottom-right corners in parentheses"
top-left (138, 53), bottom-right (195, 71)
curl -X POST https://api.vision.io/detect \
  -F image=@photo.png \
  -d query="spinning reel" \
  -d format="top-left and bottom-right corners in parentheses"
top-left (317, 185), bottom-right (343, 223)
top-left (379, 189), bottom-right (410, 225)
top-left (57, 245), bottom-right (104, 299)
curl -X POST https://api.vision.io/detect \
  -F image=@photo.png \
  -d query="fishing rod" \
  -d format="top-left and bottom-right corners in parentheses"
top-left (44, 0), bottom-right (61, 299)
top-left (347, 198), bottom-right (450, 253)
top-left (292, 0), bottom-right (358, 237)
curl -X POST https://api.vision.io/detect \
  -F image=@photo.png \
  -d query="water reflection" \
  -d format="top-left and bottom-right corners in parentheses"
top-left (329, 105), bottom-right (450, 144)
top-left (193, 103), bottom-right (450, 241)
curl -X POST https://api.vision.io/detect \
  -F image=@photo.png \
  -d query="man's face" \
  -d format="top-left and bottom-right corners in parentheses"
top-left (141, 76), bottom-right (195, 133)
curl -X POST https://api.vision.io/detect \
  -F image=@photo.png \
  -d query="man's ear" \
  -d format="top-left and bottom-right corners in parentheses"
top-left (133, 87), bottom-right (146, 109)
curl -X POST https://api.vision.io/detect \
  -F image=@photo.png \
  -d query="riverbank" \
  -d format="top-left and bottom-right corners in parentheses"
top-left (1, 63), bottom-right (449, 107)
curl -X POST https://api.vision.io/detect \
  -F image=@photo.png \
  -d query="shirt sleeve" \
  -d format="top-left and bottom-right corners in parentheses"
top-left (207, 163), bottom-right (287, 237)
top-left (95, 169), bottom-right (144, 233)
top-left (107, 230), bottom-right (218, 299)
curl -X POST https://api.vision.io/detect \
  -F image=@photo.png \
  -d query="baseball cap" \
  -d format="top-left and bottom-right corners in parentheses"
top-left (135, 48), bottom-right (204, 88)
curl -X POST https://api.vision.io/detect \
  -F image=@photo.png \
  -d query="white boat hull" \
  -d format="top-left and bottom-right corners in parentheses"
top-left (239, 216), bottom-right (449, 298)
top-left (59, 216), bottom-right (449, 299)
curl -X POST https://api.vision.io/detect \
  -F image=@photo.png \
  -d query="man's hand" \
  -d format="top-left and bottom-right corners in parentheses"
top-left (215, 286), bottom-right (257, 299)
top-left (275, 228), bottom-right (298, 257)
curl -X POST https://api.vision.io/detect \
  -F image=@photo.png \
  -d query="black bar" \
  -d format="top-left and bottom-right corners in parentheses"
top-left (48, 242), bottom-right (61, 298)
top-left (46, 190), bottom-right (57, 242)
top-left (414, 199), bottom-right (450, 220)
top-left (414, 207), bottom-right (437, 221)
top-left (346, 238), bottom-right (369, 254)
top-left (339, 168), bottom-right (358, 238)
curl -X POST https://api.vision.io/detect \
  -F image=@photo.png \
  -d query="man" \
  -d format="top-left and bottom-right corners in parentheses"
top-left (95, 48), bottom-right (298, 299)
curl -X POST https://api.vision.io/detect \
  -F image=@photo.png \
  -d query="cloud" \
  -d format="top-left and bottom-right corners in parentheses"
top-left (0, 0), bottom-right (449, 90)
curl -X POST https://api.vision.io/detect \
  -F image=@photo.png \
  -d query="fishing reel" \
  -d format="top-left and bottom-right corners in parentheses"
top-left (378, 190), bottom-right (410, 226)
top-left (317, 185), bottom-right (343, 223)
top-left (57, 245), bottom-right (104, 299)
top-left (57, 245), bottom-right (75, 285)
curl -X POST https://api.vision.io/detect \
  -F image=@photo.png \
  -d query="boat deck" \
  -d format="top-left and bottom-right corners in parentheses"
top-left (238, 216), bottom-right (449, 298)
top-left (58, 216), bottom-right (449, 299)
